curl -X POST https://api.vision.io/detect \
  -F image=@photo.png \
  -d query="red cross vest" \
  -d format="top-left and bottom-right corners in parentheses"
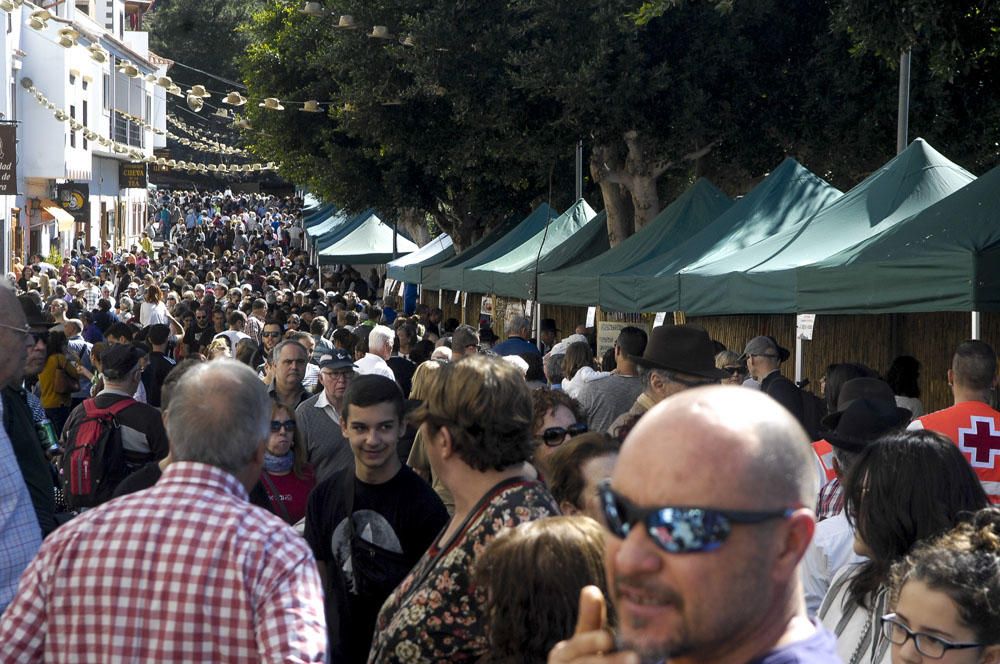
top-left (914, 401), bottom-right (1000, 504)
top-left (811, 439), bottom-right (837, 483)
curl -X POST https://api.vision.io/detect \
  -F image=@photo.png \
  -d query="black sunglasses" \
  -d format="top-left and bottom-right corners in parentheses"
top-left (540, 423), bottom-right (588, 446)
top-left (723, 365), bottom-right (748, 376)
top-left (30, 331), bottom-right (50, 345)
top-left (598, 482), bottom-right (793, 554)
top-left (270, 419), bottom-right (296, 432)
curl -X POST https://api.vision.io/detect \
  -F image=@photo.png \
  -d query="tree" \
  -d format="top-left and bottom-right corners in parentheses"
top-left (146, 0), bottom-right (265, 81)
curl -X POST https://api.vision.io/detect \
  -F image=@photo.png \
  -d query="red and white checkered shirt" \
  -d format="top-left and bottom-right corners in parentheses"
top-left (0, 462), bottom-right (327, 663)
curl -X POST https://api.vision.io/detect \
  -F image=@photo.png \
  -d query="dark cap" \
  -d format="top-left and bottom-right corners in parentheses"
top-left (540, 318), bottom-right (559, 333)
top-left (318, 348), bottom-right (356, 371)
top-left (822, 377), bottom-right (911, 431)
top-left (100, 344), bottom-right (146, 380)
top-left (739, 335), bottom-right (790, 363)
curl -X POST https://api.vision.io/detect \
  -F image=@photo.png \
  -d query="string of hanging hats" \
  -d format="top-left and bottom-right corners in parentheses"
top-left (20, 77), bottom-right (277, 175)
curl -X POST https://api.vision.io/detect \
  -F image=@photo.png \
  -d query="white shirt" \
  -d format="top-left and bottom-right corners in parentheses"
top-left (801, 511), bottom-right (867, 617)
top-left (354, 353), bottom-right (395, 380)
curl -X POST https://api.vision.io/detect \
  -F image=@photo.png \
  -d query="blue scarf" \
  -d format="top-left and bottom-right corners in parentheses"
top-left (264, 451), bottom-right (295, 474)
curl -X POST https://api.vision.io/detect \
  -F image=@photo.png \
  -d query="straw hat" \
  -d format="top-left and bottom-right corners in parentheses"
top-left (334, 14), bottom-right (357, 29)
top-left (213, 108), bottom-right (230, 119)
top-left (118, 61), bottom-right (140, 78)
top-left (156, 75), bottom-right (173, 88)
top-left (167, 84), bottom-right (183, 97)
top-left (222, 91), bottom-right (247, 106)
top-left (89, 44), bottom-right (108, 63)
top-left (299, 2), bottom-right (325, 16)
top-left (300, 100), bottom-right (322, 112)
top-left (258, 97), bottom-right (285, 111)
top-left (369, 25), bottom-right (394, 39)
top-left (53, 110), bottom-right (68, 122)
top-left (186, 94), bottom-right (204, 112)
top-left (57, 28), bottom-right (78, 47)
top-left (399, 34), bottom-right (416, 47)
top-left (187, 84), bottom-right (211, 98)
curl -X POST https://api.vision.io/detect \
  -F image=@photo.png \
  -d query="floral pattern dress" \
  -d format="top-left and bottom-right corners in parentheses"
top-left (368, 477), bottom-right (560, 663)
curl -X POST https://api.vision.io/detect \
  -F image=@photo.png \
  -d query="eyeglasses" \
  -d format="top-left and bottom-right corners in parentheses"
top-left (30, 331), bottom-right (50, 345)
top-left (540, 423), bottom-right (588, 446)
top-left (0, 322), bottom-right (31, 339)
top-left (880, 614), bottom-right (984, 659)
top-left (321, 371), bottom-right (352, 382)
top-left (270, 419), bottom-right (296, 433)
top-left (598, 482), bottom-right (794, 554)
top-left (723, 365), bottom-right (748, 376)
top-left (262, 331), bottom-right (282, 337)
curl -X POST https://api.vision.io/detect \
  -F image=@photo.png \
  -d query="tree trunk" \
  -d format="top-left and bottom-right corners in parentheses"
top-left (623, 130), bottom-right (662, 232)
top-left (590, 144), bottom-right (634, 247)
top-left (397, 207), bottom-right (432, 247)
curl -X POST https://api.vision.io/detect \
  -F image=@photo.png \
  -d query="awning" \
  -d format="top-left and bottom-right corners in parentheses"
top-left (41, 200), bottom-right (76, 233)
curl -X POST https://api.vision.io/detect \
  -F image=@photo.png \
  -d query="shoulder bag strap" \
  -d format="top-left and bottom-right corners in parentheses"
top-left (259, 472), bottom-right (292, 522)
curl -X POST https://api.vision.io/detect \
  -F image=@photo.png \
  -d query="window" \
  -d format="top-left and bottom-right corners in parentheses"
top-left (69, 72), bottom-right (77, 86)
top-left (82, 100), bottom-right (88, 149)
top-left (103, 73), bottom-right (110, 109)
top-left (69, 105), bottom-right (76, 148)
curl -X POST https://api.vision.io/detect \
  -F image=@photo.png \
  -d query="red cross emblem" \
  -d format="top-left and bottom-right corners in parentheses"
top-left (957, 416), bottom-right (1000, 469)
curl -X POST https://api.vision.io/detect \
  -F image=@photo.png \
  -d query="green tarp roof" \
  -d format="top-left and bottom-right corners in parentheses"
top-left (317, 213), bottom-right (418, 265)
top-left (313, 209), bottom-right (376, 249)
top-left (420, 211), bottom-right (532, 291)
top-left (596, 160), bottom-right (839, 313)
top-left (436, 203), bottom-right (560, 292)
top-left (677, 139), bottom-right (975, 315)
top-left (304, 203), bottom-right (337, 227)
top-left (464, 199), bottom-right (603, 298)
top-left (795, 163), bottom-right (998, 313)
top-left (306, 209), bottom-right (352, 238)
top-left (386, 234), bottom-right (455, 284)
top-left (536, 178), bottom-right (731, 306)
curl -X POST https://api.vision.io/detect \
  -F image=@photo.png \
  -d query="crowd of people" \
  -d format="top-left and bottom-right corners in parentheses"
top-left (0, 188), bottom-right (997, 663)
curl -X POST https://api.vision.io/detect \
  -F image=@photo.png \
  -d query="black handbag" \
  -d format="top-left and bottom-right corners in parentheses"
top-left (344, 474), bottom-right (412, 598)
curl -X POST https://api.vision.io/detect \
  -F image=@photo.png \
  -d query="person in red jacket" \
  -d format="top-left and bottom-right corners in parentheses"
top-left (909, 339), bottom-right (1000, 504)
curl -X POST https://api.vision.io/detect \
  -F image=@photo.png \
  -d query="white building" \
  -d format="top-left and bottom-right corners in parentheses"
top-left (1, 0), bottom-right (166, 275)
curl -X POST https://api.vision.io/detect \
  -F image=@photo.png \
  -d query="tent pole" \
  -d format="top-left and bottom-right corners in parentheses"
top-left (972, 311), bottom-right (981, 340)
top-left (534, 302), bottom-right (542, 348)
top-left (438, 289), bottom-right (443, 309)
top-left (575, 140), bottom-right (583, 201)
top-left (794, 336), bottom-right (803, 386)
top-left (896, 50), bottom-right (911, 154)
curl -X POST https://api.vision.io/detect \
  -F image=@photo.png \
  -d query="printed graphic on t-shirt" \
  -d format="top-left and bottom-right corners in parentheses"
top-left (331, 510), bottom-right (404, 593)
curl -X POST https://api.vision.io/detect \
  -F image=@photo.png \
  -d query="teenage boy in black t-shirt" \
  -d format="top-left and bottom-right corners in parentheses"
top-left (304, 375), bottom-right (448, 664)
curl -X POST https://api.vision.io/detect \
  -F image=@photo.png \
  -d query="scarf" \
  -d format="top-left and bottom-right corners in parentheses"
top-left (264, 450), bottom-right (295, 474)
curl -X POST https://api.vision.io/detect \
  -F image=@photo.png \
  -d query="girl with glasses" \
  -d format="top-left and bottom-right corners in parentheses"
top-left (818, 431), bottom-right (989, 664)
top-left (883, 507), bottom-right (999, 664)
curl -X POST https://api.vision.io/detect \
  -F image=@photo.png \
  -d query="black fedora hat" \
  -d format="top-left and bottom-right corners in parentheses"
top-left (823, 398), bottom-right (911, 453)
top-left (821, 377), bottom-right (911, 430)
top-left (631, 325), bottom-right (728, 380)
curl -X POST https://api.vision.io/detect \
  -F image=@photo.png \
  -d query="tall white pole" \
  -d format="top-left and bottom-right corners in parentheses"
top-left (972, 311), bottom-right (981, 340)
top-left (795, 336), bottom-right (803, 385)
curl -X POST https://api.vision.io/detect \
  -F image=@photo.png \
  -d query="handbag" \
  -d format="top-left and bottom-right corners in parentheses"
top-left (54, 359), bottom-right (80, 395)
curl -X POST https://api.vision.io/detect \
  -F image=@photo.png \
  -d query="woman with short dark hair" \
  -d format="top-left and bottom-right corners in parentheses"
top-left (819, 430), bottom-right (989, 664)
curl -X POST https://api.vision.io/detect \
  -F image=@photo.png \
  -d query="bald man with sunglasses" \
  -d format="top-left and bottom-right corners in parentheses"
top-left (549, 386), bottom-right (838, 664)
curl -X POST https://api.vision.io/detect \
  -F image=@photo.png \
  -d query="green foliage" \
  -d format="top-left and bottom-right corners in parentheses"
top-left (46, 245), bottom-right (63, 268)
top-left (147, 0), bottom-right (266, 81)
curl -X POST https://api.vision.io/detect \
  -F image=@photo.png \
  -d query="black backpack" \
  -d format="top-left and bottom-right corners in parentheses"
top-left (59, 398), bottom-right (134, 509)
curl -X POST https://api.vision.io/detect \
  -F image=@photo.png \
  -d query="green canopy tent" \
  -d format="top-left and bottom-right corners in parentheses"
top-left (386, 233), bottom-right (454, 284)
top-left (536, 178), bottom-right (731, 306)
top-left (677, 139), bottom-right (975, 315)
top-left (795, 163), bottom-right (1000, 313)
top-left (304, 203), bottom-right (337, 227)
top-left (463, 199), bottom-right (601, 298)
top-left (421, 212), bottom-right (530, 291)
top-left (317, 213), bottom-right (418, 265)
top-left (312, 209), bottom-right (375, 249)
top-left (436, 203), bottom-right (560, 292)
top-left (306, 209), bottom-right (352, 238)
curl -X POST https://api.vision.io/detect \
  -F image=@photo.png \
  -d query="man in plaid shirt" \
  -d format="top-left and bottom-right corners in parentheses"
top-left (0, 360), bottom-right (327, 662)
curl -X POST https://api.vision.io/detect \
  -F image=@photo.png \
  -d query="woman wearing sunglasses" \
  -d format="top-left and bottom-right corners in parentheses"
top-left (818, 431), bottom-right (989, 664)
top-left (715, 350), bottom-right (748, 386)
top-left (883, 507), bottom-right (999, 664)
top-left (531, 388), bottom-right (588, 470)
top-left (260, 403), bottom-right (315, 526)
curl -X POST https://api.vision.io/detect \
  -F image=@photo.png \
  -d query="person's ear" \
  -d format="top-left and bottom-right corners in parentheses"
top-left (437, 425), bottom-right (455, 460)
top-left (772, 509), bottom-right (816, 582)
top-left (560, 500), bottom-right (581, 516)
top-left (980, 644), bottom-right (1000, 664)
